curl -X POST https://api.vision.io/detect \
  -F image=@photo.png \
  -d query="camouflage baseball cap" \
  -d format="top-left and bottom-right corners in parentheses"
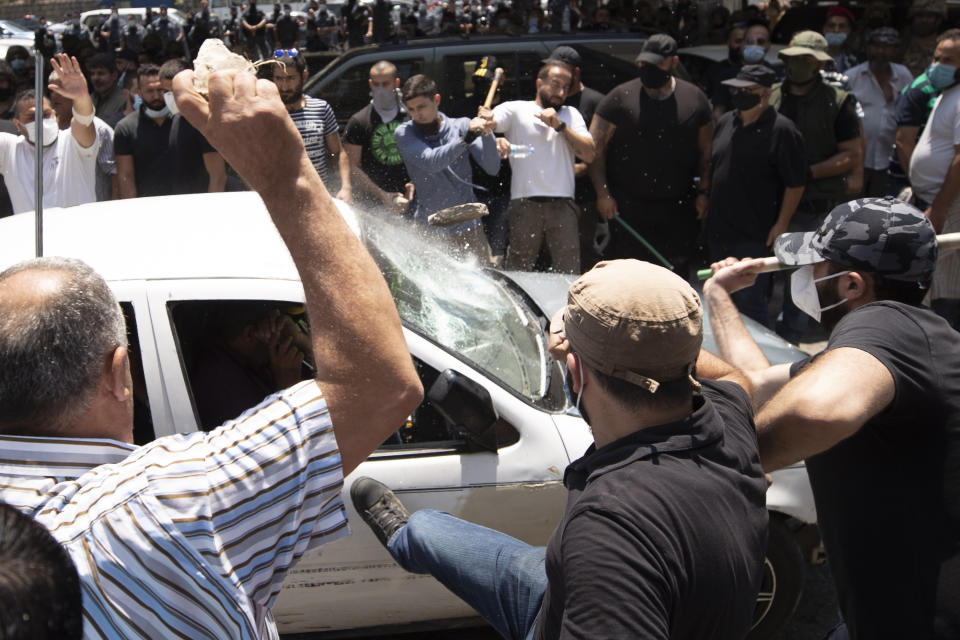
top-left (561, 260), bottom-right (702, 394)
top-left (774, 197), bottom-right (938, 283)
top-left (779, 30), bottom-right (833, 62)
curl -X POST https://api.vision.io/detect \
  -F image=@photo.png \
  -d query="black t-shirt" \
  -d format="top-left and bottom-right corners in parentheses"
top-left (565, 85), bottom-right (605, 204)
top-left (595, 77), bottom-right (711, 202)
top-left (778, 87), bottom-right (861, 144)
top-left (534, 379), bottom-right (769, 639)
top-left (244, 6), bottom-right (265, 38)
top-left (114, 110), bottom-right (216, 197)
top-left (707, 107), bottom-right (807, 244)
top-left (343, 103), bottom-right (410, 198)
top-left (789, 302), bottom-right (960, 639)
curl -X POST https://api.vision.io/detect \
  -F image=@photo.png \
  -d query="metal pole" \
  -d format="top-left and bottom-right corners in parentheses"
top-left (33, 50), bottom-right (43, 257)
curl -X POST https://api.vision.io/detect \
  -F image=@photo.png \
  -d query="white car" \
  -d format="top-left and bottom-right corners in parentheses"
top-left (0, 192), bottom-right (815, 639)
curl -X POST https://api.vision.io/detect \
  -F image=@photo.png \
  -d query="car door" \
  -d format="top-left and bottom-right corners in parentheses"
top-left (143, 277), bottom-right (573, 635)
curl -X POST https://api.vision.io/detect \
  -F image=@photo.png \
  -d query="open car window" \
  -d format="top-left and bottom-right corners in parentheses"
top-left (167, 299), bottom-right (518, 452)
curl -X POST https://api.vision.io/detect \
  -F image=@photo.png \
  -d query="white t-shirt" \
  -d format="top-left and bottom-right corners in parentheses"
top-left (492, 100), bottom-right (589, 200)
top-left (0, 127), bottom-right (99, 214)
top-left (910, 83), bottom-right (960, 203)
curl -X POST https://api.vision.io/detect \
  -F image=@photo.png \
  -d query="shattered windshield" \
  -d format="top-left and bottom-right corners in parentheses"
top-left (358, 212), bottom-right (549, 402)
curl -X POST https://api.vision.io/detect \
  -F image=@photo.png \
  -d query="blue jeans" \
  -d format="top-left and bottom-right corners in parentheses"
top-left (387, 510), bottom-right (548, 640)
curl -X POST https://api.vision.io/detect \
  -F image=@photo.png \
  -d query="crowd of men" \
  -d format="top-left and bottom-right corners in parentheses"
top-left (0, 1), bottom-right (959, 639)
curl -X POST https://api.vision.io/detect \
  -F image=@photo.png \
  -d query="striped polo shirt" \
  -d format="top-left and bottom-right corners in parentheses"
top-left (289, 97), bottom-right (339, 186)
top-left (0, 380), bottom-right (348, 640)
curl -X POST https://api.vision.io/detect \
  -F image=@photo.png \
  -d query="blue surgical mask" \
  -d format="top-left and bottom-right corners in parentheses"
top-left (132, 94), bottom-right (143, 111)
top-left (824, 32), bottom-right (847, 47)
top-left (10, 59), bottom-right (24, 72)
top-left (928, 62), bottom-right (959, 89)
top-left (743, 45), bottom-right (766, 64)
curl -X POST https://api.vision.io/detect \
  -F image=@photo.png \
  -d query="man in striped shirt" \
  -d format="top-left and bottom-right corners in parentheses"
top-left (271, 49), bottom-right (353, 199)
top-left (0, 67), bottom-right (423, 639)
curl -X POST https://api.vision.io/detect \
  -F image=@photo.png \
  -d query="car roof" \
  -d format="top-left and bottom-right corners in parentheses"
top-left (0, 192), bottom-right (325, 282)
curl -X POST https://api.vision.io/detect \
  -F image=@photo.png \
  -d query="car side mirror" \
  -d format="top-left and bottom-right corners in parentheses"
top-left (427, 369), bottom-right (498, 453)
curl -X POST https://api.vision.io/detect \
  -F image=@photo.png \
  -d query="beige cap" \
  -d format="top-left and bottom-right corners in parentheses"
top-left (562, 260), bottom-right (702, 393)
top-left (779, 30), bottom-right (833, 62)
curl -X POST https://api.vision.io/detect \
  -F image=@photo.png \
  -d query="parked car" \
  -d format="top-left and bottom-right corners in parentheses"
top-left (0, 192), bottom-right (816, 638)
top-left (304, 33), bottom-right (648, 126)
top-left (678, 43), bottom-right (786, 95)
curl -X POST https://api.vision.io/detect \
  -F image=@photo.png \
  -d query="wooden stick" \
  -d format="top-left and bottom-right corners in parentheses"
top-left (696, 232), bottom-right (960, 280)
top-left (483, 68), bottom-right (504, 109)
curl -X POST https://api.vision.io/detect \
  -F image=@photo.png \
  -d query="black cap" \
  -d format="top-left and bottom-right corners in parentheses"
top-left (722, 64), bottom-right (777, 88)
top-left (637, 34), bottom-right (678, 65)
top-left (543, 45), bottom-right (582, 68)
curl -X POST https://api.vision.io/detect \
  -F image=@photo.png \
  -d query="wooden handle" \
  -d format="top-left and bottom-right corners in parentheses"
top-left (482, 68), bottom-right (504, 109)
top-left (697, 232), bottom-right (960, 280)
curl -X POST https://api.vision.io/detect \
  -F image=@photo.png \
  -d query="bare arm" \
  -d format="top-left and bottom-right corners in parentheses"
top-left (587, 114), bottom-right (617, 219)
top-left (926, 144), bottom-right (960, 232)
top-left (174, 68), bottom-right (423, 476)
top-left (695, 349), bottom-right (753, 399)
top-left (810, 137), bottom-right (859, 180)
top-left (895, 125), bottom-right (920, 175)
top-left (202, 151), bottom-right (226, 192)
top-left (50, 54), bottom-right (96, 148)
top-left (765, 185), bottom-right (804, 248)
top-left (537, 108), bottom-right (595, 162)
top-left (344, 141), bottom-right (397, 208)
top-left (695, 120), bottom-right (713, 219)
top-left (756, 347), bottom-right (894, 471)
top-left (327, 133), bottom-right (352, 202)
top-left (116, 154), bottom-right (137, 199)
top-left (702, 258), bottom-right (792, 409)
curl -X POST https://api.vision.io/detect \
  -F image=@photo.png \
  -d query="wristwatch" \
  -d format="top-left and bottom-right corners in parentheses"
top-left (554, 121), bottom-right (567, 133)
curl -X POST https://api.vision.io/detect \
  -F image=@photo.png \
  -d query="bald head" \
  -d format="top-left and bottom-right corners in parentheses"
top-left (0, 258), bottom-right (126, 435)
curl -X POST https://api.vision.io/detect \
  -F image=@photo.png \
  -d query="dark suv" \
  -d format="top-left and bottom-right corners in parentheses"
top-left (304, 33), bottom-right (649, 125)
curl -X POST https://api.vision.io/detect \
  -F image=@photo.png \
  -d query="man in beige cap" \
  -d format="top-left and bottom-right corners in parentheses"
top-left (350, 259), bottom-right (769, 639)
top-left (769, 29), bottom-right (865, 343)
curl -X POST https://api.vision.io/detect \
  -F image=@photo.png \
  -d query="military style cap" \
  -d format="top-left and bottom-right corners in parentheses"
top-left (722, 64), bottom-right (777, 88)
top-left (561, 260), bottom-right (703, 394)
top-left (779, 30), bottom-right (833, 62)
top-left (543, 45), bottom-right (582, 68)
top-left (637, 34), bottom-right (678, 65)
top-left (774, 197), bottom-right (938, 283)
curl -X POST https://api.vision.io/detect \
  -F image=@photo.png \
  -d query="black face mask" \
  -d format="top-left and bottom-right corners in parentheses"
top-left (731, 90), bottom-right (761, 111)
top-left (639, 64), bottom-right (670, 89)
top-left (728, 46), bottom-right (742, 64)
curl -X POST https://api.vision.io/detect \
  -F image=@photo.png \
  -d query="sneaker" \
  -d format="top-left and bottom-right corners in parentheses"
top-left (350, 477), bottom-right (410, 548)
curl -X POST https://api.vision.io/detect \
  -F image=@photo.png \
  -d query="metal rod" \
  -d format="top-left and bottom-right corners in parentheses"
top-left (695, 232), bottom-right (960, 280)
top-left (611, 216), bottom-right (674, 271)
top-left (34, 50), bottom-right (43, 257)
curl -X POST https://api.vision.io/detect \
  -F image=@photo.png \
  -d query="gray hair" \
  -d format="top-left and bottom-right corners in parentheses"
top-left (0, 257), bottom-right (126, 435)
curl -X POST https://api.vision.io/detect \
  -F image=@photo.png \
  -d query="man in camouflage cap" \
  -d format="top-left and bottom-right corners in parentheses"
top-left (703, 196), bottom-right (960, 639)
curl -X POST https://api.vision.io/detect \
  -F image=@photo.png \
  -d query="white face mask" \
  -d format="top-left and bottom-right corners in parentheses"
top-left (144, 103), bottom-right (170, 119)
top-left (163, 91), bottom-right (180, 116)
top-left (790, 264), bottom-right (850, 322)
top-left (371, 85), bottom-right (397, 111)
top-left (24, 117), bottom-right (59, 147)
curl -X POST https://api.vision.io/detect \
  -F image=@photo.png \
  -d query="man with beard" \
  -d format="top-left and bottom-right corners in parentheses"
top-left (270, 50), bottom-right (350, 197)
top-left (478, 60), bottom-right (594, 273)
top-left (115, 63), bottom-right (225, 197)
top-left (350, 259), bottom-right (768, 639)
top-left (704, 197), bottom-right (960, 639)
top-left (846, 28), bottom-right (913, 197)
top-left (903, 0), bottom-right (948, 79)
top-left (768, 30), bottom-right (863, 343)
top-left (589, 34), bottom-right (712, 278)
top-left (704, 23), bottom-right (746, 120)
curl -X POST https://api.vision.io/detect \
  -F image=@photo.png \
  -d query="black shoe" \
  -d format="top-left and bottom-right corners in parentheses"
top-left (350, 477), bottom-right (410, 548)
